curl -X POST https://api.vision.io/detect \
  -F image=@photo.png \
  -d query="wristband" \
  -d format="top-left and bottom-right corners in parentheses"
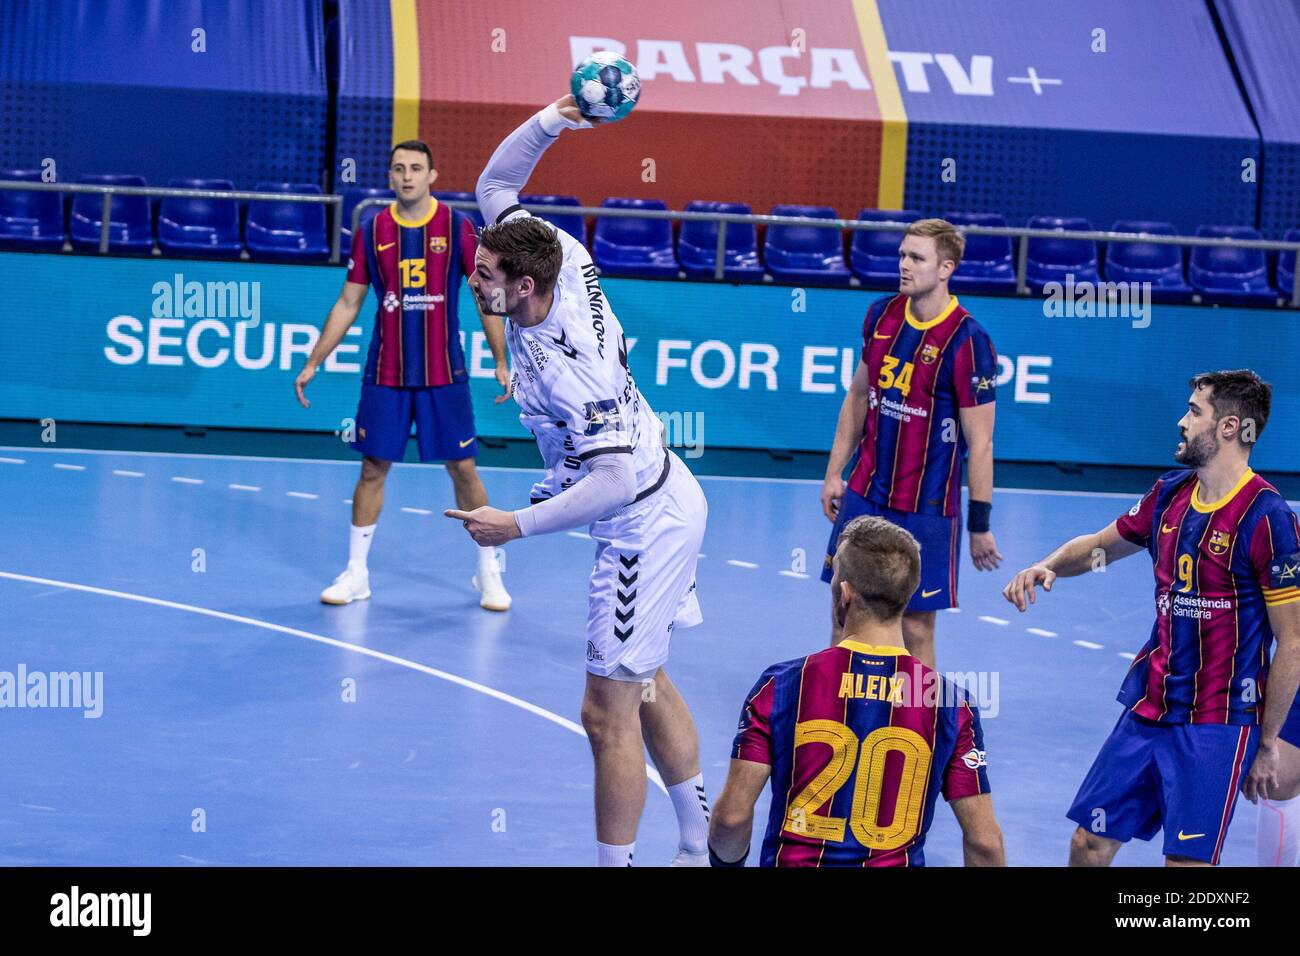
top-left (968, 499), bottom-right (992, 534)
top-left (708, 843), bottom-right (749, 868)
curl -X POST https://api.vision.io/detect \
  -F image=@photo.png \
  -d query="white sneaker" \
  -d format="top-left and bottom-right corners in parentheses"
top-left (472, 554), bottom-right (511, 612)
top-left (669, 847), bottom-right (710, 867)
top-left (320, 565), bottom-right (371, 605)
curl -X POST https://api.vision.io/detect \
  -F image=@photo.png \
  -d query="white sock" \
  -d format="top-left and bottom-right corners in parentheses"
top-left (597, 840), bottom-right (634, 867)
top-left (667, 773), bottom-right (711, 853)
top-left (477, 545), bottom-right (499, 572)
top-left (348, 524), bottom-right (376, 571)
top-left (1257, 793), bottom-right (1300, 867)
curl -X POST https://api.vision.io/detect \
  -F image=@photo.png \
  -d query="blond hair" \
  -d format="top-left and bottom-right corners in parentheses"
top-left (904, 218), bottom-right (965, 269)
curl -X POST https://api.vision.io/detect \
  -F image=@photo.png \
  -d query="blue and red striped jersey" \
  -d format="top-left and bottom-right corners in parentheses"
top-left (732, 640), bottom-right (990, 867)
top-left (846, 294), bottom-right (998, 517)
top-left (345, 200), bottom-right (478, 387)
top-left (1115, 468), bottom-right (1300, 724)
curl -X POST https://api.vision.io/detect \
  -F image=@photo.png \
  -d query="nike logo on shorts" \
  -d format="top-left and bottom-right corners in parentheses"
top-left (921, 588), bottom-right (942, 598)
top-left (1176, 830), bottom-right (1205, 841)
top-left (379, 242), bottom-right (395, 251)
top-left (459, 437), bottom-right (475, 448)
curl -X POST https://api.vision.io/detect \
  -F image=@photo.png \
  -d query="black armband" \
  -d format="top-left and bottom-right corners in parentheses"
top-left (968, 499), bottom-right (992, 534)
top-left (708, 842), bottom-right (749, 868)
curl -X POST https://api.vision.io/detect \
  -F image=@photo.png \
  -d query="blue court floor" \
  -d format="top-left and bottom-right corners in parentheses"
top-left (1, 446), bottom-right (1291, 866)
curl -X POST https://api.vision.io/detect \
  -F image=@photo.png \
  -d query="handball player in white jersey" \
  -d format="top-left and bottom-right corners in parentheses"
top-left (445, 94), bottom-right (711, 867)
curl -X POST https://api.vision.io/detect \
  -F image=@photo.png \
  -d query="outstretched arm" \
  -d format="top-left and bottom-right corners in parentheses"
top-left (476, 95), bottom-right (594, 226)
top-left (1003, 520), bottom-right (1143, 611)
top-left (445, 453), bottom-right (637, 544)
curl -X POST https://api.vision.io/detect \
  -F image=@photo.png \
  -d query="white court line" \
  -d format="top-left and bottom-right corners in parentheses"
top-left (286, 491), bottom-right (318, 500)
top-left (1074, 640), bottom-right (1104, 650)
top-left (944, 607), bottom-right (962, 613)
top-left (0, 570), bottom-right (667, 796)
top-left (113, 470), bottom-right (145, 478)
top-left (727, 560), bottom-right (758, 569)
top-left (171, 476), bottom-right (203, 485)
top-left (1026, 627), bottom-right (1057, 637)
top-left (53, 463), bottom-right (85, 471)
top-left (400, 507), bottom-right (432, 515)
top-left (5, 447), bottom-right (1299, 508)
top-left (0, 457), bottom-right (27, 464)
top-left (228, 484), bottom-right (261, 492)
top-left (566, 531), bottom-right (592, 540)
top-left (978, 615), bottom-right (1008, 626)
top-left (1118, 652), bottom-right (1136, 660)
top-left (779, 570), bottom-right (809, 579)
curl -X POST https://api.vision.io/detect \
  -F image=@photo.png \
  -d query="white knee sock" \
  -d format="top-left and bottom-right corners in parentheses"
top-left (667, 773), bottom-right (711, 853)
top-left (597, 840), bottom-right (634, 867)
top-left (348, 524), bottom-right (376, 571)
top-left (1257, 794), bottom-right (1300, 867)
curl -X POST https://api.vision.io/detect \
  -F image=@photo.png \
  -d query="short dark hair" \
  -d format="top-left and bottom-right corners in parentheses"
top-left (833, 516), bottom-right (921, 622)
top-left (477, 217), bottom-right (563, 294)
top-left (1189, 369), bottom-right (1272, 445)
top-left (389, 140), bottom-right (433, 167)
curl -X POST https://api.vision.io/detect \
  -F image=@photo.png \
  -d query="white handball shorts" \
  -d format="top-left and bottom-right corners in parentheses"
top-left (584, 451), bottom-right (707, 681)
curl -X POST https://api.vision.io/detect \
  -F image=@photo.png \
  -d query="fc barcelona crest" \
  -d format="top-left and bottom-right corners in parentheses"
top-left (430, 235), bottom-right (447, 254)
top-left (1208, 529), bottom-right (1231, 556)
top-left (921, 344), bottom-right (940, 365)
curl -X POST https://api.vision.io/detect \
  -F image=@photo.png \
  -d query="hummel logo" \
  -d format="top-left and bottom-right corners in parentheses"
top-left (1161, 524), bottom-right (1178, 534)
top-left (550, 328), bottom-right (578, 359)
top-left (921, 588), bottom-right (942, 598)
top-left (379, 242), bottom-right (395, 251)
top-left (1176, 830), bottom-right (1205, 841)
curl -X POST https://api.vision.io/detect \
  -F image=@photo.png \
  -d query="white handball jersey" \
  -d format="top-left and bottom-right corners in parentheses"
top-left (501, 214), bottom-right (669, 505)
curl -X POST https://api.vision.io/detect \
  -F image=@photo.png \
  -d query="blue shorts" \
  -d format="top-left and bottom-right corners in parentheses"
top-left (820, 488), bottom-right (959, 612)
top-left (349, 382), bottom-right (477, 463)
top-left (1066, 710), bottom-right (1259, 865)
top-left (1282, 696), bottom-right (1300, 749)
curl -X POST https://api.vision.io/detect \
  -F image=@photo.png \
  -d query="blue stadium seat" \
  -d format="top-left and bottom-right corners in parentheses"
top-left (433, 191), bottom-right (484, 228)
top-left (340, 188), bottom-right (394, 245)
top-left (1105, 220), bottom-right (1192, 301)
top-left (1274, 228), bottom-right (1299, 299)
top-left (942, 212), bottom-right (1015, 294)
top-left (1189, 225), bottom-right (1276, 305)
top-left (246, 182), bottom-right (329, 261)
top-left (678, 201), bottom-right (763, 281)
top-left (764, 204), bottom-right (850, 286)
top-left (71, 174), bottom-right (153, 254)
top-left (849, 209), bottom-right (920, 287)
top-left (520, 194), bottom-right (585, 243)
top-left (0, 169), bottom-right (64, 251)
top-left (1025, 216), bottom-right (1100, 291)
top-left (159, 178), bottom-right (241, 259)
top-left (592, 198), bottom-right (679, 278)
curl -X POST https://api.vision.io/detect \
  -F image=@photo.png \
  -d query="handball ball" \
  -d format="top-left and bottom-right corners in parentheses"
top-left (571, 52), bottom-right (640, 122)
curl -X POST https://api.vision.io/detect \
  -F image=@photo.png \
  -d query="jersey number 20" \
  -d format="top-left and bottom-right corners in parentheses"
top-left (785, 719), bottom-right (932, 852)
